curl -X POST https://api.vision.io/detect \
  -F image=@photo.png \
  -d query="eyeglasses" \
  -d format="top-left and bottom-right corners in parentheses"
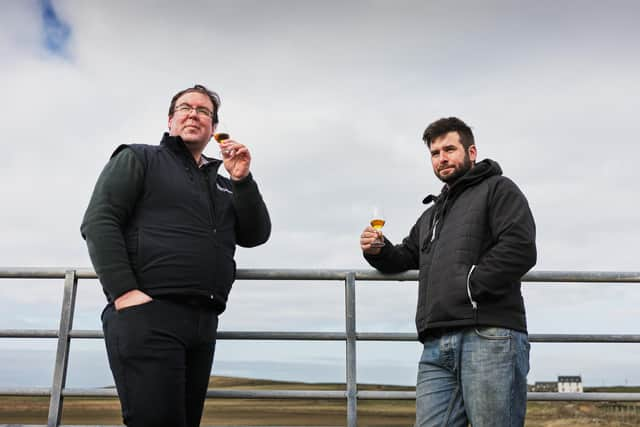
top-left (174, 103), bottom-right (214, 118)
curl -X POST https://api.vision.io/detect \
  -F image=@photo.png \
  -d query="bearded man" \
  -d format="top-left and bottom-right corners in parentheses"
top-left (360, 117), bottom-right (536, 427)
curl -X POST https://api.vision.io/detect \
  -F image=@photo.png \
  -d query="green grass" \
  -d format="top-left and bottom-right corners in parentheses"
top-left (0, 377), bottom-right (638, 426)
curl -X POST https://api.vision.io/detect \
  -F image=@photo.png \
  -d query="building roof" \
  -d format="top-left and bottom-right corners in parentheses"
top-left (558, 376), bottom-right (582, 382)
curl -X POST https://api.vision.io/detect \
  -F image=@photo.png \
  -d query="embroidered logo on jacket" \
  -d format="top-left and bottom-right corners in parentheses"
top-left (217, 183), bottom-right (233, 194)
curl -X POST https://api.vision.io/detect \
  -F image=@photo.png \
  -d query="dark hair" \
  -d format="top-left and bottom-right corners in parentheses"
top-left (422, 117), bottom-right (474, 149)
top-left (168, 84), bottom-right (221, 125)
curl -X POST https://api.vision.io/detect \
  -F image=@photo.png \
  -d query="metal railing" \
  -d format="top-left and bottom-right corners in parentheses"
top-left (1, 268), bottom-right (639, 427)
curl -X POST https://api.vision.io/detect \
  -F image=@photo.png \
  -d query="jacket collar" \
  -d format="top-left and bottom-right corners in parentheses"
top-left (423, 158), bottom-right (502, 205)
top-left (160, 132), bottom-right (221, 168)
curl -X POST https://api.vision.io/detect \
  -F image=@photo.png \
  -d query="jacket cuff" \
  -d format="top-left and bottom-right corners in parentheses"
top-left (98, 270), bottom-right (139, 302)
top-left (230, 172), bottom-right (254, 186)
top-left (231, 173), bottom-right (261, 198)
top-left (363, 237), bottom-right (391, 260)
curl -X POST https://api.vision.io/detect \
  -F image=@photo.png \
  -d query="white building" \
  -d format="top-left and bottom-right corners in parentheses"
top-left (558, 375), bottom-right (583, 393)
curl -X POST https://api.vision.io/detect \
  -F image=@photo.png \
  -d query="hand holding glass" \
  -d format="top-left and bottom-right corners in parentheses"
top-left (214, 123), bottom-right (234, 157)
top-left (370, 207), bottom-right (386, 248)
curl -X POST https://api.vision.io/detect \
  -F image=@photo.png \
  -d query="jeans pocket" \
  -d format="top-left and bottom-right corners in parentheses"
top-left (473, 326), bottom-right (511, 341)
top-left (465, 327), bottom-right (512, 354)
top-left (116, 299), bottom-right (155, 314)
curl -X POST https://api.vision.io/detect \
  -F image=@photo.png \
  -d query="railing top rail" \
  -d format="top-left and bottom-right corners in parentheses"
top-left (2, 387), bottom-right (640, 402)
top-left (0, 268), bottom-right (95, 279)
top-left (1, 267), bottom-right (640, 282)
top-left (4, 330), bottom-right (640, 343)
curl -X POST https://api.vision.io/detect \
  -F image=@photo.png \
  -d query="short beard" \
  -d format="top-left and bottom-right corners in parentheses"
top-left (436, 154), bottom-right (472, 185)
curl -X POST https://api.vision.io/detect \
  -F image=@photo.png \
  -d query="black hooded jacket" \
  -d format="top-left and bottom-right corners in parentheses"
top-left (364, 159), bottom-right (536, 339)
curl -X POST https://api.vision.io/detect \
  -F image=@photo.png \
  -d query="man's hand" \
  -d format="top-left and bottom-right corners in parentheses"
top-left (220, 139), bottom-right (251, 181)
top-left (114, 289), bottom-right (153, 311)
top-left (360, 226), bottom-right (383, 255)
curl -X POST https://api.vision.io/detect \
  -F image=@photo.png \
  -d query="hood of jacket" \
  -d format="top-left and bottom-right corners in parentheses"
top-left (423, 158), bottom-right (503, 205)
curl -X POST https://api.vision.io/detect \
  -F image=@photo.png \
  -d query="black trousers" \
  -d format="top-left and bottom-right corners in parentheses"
top-left (102, 298), bottom-right (219, 427)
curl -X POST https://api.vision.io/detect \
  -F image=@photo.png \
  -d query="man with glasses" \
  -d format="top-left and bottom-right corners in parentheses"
top-left (360, 117), bottom-right (536, 426)
top-left (81, 84), bottom-right (271, 427)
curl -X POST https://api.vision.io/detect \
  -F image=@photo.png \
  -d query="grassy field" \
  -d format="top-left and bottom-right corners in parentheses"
top-left (0, 377), bottom-right (638, 426)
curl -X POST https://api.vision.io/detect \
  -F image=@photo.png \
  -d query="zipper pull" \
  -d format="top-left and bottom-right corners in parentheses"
top-left (466, 265), bottom-right (478, 312)
top-left (431, 219), bottom-right (439, 242)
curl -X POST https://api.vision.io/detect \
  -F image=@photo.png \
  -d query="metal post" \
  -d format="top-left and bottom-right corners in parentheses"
top-left (47, 269), bottom-right (78, 427)
top-left (345, 272), bottom-right (357, 427)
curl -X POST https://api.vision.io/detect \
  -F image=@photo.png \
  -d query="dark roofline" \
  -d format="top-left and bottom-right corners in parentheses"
top-left (558, 376), bottom-right (582, 382)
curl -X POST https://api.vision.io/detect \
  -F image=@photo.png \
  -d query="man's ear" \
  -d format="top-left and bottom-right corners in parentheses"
top-left (468, 145), bottom-right (477, 162)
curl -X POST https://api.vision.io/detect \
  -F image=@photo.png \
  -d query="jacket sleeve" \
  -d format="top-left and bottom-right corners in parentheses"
top-left (471, 177), bottom-right (537, 300)
top-left (363, 216), bottom-right (422, 273)
top-left (80, 148), bottom-right (145, 301)
top-left (231, 173), bottom-right (271, 247)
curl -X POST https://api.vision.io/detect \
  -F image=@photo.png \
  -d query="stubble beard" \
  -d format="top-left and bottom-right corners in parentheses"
top-left (436, 154), bottom-right (472, 185)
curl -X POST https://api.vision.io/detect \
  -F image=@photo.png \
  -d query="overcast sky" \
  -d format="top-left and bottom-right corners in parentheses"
top-left (1, 0), bottom-right (639, 389)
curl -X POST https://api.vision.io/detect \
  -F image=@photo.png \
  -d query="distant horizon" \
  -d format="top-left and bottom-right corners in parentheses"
top-left (206, 374), bottom-right (640, 389)
top-left (1, 344), bottom-right (637, 390)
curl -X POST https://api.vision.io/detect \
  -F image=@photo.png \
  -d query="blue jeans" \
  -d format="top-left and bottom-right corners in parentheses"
top-left (416, 327), bottom-right (530, 427)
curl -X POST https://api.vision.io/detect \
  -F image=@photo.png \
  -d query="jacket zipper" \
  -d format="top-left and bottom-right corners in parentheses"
top-left (430, 191), bottom-right (448, 243)
top-left (467, 264), bottom-right (478, 321)
top-left (202, 169), bottom-right (216, 228)
top-left (431, 219), bottom-right (439, 242)
top-left (201, 165), bottom-right (218, 302)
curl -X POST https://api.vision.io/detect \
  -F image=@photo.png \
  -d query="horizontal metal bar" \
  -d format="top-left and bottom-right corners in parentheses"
top-left (358, 390), bottom-right (415, 399)
top-left (358, 391), bottom-right (640, 401)
top-left (524, 271), bottom-right (640, 283)
top-left (2, 268), bottom-right (640, 283)
top-left (206, 390), bottom-right (347, 399)
top-left (0, 387), bottom-right (51, 396)
top-left (237, 269), bottom-right (351, 281)
top-left (69, 330), bottom-right (102, 339)
top-left (0, 387), bottom-right (348, 400)
top-left (0, 268), bottom-right (358, 281)
top-left (3, 388), bottom-right (639, 403)
top-left (62, 388), bottom-right (117, 397)
top-left (0, 330), bottom-right (58, 338)
top-left (528, 392), bottom-right (640, 401)
top-left (61, 388), bottom-right (348, 399)
top-left (355, 332), bottom-right (640, 343)
top-left (356, 332), bottom-right (417, 341)
top-left (65, 330), bottom-right (349, 340)
top-left (0, 268), bottom-right (96, 279)
top-left (217, 331), bottom-right (346, 340)
top-left (238, 269), bottom-right (411, 281)
top-left (246, 269), bottom-right (640, 283)
top-left (3, 330), bottom-right (639, 343)
top-left (529, 334), bottom-right (640, 343)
